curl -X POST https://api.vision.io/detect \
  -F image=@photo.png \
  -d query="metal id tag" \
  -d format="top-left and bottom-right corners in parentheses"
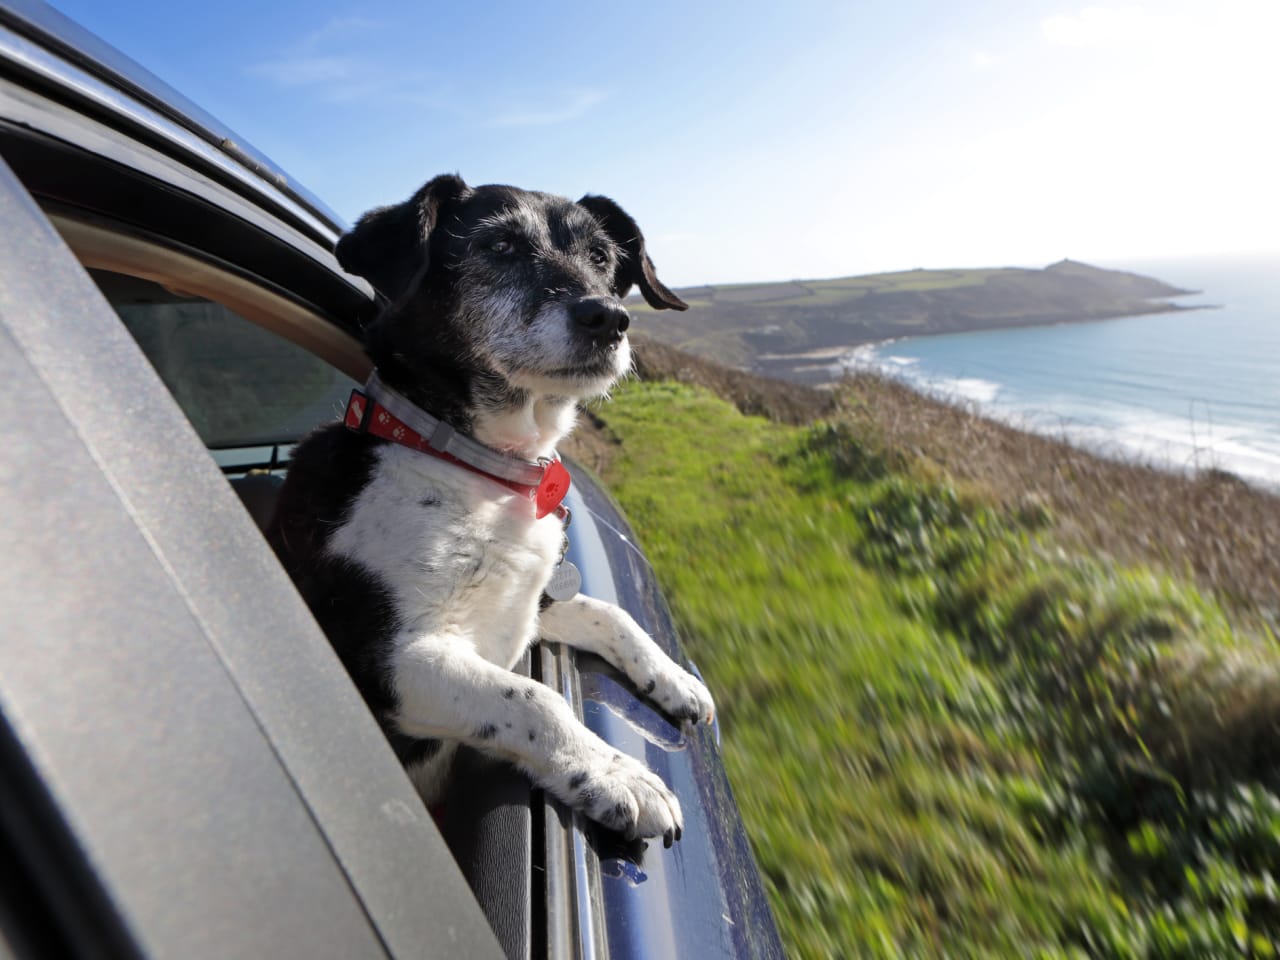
top-left (544, 560), bottom-right (581, 602)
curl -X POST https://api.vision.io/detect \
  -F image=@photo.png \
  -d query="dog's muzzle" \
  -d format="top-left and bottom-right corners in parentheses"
top-left (569, 297), bottom-right (630, 345)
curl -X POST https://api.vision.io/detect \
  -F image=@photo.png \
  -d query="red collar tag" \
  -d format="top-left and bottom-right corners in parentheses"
top-left (536, 460), bottom-right (572, 519)
top-left (344, 389), bottom-right (570, 520)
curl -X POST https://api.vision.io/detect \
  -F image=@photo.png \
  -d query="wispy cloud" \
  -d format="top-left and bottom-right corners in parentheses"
top-left (968, 50), bottom-right (999, 71)
top-left (247, 16), bottom-right (387, 91)
top-left (246, 15), bottom-right (428, 106)
top-left (489, 90), bottom-right (609, 127)
top-left (1041, 5), bottom-right (1191, 49)
top-left (249, 55), bottom-right (358, 88)
top-left (297, 15), bottom-right (384, 48)
top-left (248, 16), bottom-right (605, 126)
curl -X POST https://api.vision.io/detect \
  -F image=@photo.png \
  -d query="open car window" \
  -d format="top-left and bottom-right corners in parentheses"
top-left (44, 212), bottom-right (371, 472)
top-left (88, 268), bottom-right (357, 453)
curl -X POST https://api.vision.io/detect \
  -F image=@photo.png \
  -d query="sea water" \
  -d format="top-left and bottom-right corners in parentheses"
top-left (846, 257), bottom-right (1280, 489)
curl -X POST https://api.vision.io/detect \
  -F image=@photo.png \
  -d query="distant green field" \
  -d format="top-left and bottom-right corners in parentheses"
top-left (632, 267), bottom-right (1010, 314)
top-left (628, 262), bottom-right (1191, 383)
top-left (592, 379), bottom-right (1280, 958)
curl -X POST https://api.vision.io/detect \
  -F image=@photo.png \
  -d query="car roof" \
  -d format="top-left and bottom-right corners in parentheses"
top-left (0, 0), bottom-right (351, 253)
top-left (0, 0), bottom-right (348, 235)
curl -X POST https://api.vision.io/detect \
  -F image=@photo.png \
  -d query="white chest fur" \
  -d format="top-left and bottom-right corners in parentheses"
top-left (325, 444), bottom-right (563, 668)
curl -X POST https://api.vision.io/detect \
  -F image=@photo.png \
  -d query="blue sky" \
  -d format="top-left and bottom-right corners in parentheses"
top-left (49, 0), bottom-right (1280, 286)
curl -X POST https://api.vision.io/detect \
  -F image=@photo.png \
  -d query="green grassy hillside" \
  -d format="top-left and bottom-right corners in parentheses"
top-left (629, 260), bottom-right (1196, 384)
top-left (582, 374), bottom-right (1280, 958)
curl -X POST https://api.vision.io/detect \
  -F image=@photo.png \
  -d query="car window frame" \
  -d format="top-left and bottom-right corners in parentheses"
top-left (54, 212), bottom-right (371, 384)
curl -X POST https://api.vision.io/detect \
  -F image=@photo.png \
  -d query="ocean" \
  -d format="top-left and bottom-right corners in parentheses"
top-left (846, 257), bottom-right (1280, 490)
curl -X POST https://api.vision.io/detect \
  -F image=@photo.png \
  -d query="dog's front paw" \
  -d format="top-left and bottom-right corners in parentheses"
top-left (645, 666), bottom-right (716, 727)
top-left (549, 750), bottom-right (683, 844)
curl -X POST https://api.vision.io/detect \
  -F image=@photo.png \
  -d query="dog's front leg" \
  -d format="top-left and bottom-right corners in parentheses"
top-left (539, 595), bottom-right (715, 726)
top-left (393, 633), bottom-right (683, 842)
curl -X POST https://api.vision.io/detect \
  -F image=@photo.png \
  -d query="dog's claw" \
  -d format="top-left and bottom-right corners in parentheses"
top-left (663, 829), bottom-right (673, 849)
top-left (645, 667), bottom-right (716, 730)
top-left (548, 745), bottom-right (683, 841)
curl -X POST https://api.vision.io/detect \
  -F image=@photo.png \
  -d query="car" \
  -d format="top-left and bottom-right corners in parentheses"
top-left (0, 2), bottom-right (784, 957)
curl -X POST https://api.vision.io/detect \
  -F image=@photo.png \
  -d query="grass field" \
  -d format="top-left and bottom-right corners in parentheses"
top-left (586, 377), bottom-right (1280, 958)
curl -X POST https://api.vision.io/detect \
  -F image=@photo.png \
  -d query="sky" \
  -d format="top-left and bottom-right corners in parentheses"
top-left (48, 0), bottom-right (1280, 287)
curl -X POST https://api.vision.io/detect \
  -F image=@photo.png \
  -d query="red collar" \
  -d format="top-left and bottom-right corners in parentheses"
top-left (344, 389), bottom-right (571, 520)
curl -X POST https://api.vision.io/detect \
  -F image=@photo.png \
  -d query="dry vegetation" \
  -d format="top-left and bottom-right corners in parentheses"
top-left (569, 334), bottom-right (1279, 634)
top-left (838, 373), bottom-right (1280, 633)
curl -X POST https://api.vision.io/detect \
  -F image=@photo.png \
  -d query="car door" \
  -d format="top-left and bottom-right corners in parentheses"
top-left (0, 152), bottom-right (504, 959)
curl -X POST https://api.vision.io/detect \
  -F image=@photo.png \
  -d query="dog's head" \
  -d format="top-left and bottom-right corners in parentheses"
top-left (336, 174), bottom-right (686, 402)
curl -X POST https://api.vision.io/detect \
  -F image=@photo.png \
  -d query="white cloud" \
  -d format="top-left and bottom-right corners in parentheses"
top-left (489, 90), bottom-right (609, 128)
top-left (969, 50), bottom-right (998, 71)
top-left (297, 15), bottom-right (384, 48)
top-left (246, 15), bottom-right (439, 106)
top-left (248, 55), bottom-right (356, 87)
top-left (249, 19), bottom-right (606, 126)
top-left (1041, 5), bottom-right (1189, 48)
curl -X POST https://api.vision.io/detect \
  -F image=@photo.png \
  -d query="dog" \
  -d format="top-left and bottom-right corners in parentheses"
top-left (268, 174), bottom-right (714, 844)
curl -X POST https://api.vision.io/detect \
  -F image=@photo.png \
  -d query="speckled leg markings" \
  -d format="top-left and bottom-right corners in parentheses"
top-left (538, 594), bottom-right (716, 726)
top-left (391, 632), bottom-right (684, 841)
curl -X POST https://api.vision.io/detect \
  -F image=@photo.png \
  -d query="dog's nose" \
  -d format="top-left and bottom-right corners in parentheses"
top-left (569, 297), bottom-right (631, 342)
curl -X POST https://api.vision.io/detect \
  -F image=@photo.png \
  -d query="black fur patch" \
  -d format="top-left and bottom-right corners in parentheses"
top-left (389, 732), bottom-right (442, 767)
top-left (267, 428), bottom-right (403, 722)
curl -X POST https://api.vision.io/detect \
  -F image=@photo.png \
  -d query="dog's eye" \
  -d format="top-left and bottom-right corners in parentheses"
top-left (489, 238), bottom-right (515, 255)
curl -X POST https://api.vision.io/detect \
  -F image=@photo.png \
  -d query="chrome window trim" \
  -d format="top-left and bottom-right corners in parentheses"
top-left (0, 20), bottom-right (336, 245)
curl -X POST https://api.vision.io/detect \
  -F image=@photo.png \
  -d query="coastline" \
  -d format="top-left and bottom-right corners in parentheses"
top-left (878, 373), bottom-right (1280, 494)
top-left (835, 306), bottom-right (1279, 493)
top-left (639, 260), bottom-right (1207, 380)
top-left (635, 259), bottom-right (1277, 492)
top-left (754, 300), bottom-right (1213, 387)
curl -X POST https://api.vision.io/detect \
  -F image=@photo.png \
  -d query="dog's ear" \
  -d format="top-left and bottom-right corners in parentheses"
top-left (576, 195), bottom-right (687, 311)
top-left (336, 174), bottom-right (470, 301)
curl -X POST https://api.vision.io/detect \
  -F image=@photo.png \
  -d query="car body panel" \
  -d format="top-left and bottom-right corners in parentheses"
top-left (564, 481), bottom-right (784, 959)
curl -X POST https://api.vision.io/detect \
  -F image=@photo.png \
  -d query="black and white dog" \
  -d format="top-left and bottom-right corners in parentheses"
top-left (269, 174), bottom-right (714, 844)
